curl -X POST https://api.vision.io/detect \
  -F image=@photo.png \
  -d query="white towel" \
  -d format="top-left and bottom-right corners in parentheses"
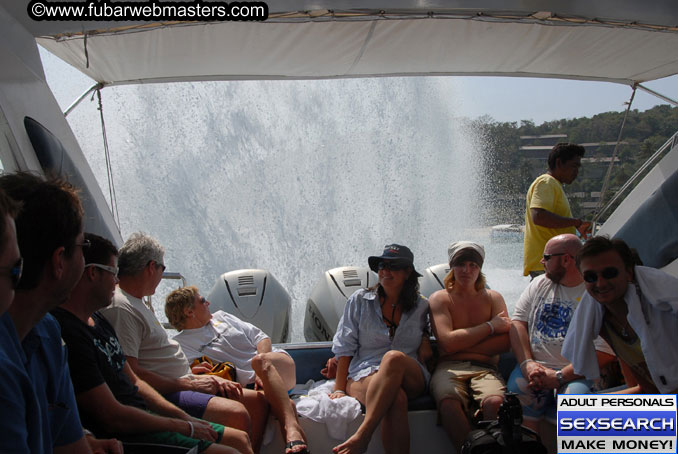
top-left (293, 379), bottom-right (362, 440)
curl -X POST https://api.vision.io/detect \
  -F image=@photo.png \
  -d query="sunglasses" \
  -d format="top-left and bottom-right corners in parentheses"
top-left (76, 239), bottom-right (91, 250)
top-left (583, 267), bottom-right (620, 283)
top-left (149, 260), bottom-right (166, 272)
top-left (378, 261), bottom-right (409, 271)
top-left (0, 257), bottom-right (23, 289)
top-left (543, 253), bottom-right (568, 261)
top-left (86, 263), bottom-right (119, 277)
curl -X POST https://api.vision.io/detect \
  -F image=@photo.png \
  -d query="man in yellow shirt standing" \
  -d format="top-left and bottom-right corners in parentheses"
top-left (524, 143), bottom-right (591, 278)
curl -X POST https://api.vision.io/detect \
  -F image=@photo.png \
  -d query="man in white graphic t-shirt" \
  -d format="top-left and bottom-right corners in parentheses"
top-left (508, 234), bottom-right (615, 436)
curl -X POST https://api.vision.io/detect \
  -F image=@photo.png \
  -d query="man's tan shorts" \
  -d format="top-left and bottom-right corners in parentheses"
top-left (430, 359), bottom-right (506, 414)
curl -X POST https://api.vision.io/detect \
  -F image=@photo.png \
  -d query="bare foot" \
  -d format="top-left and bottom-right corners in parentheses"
top-left (333, 433), bottom-right (370, 454)
top-left (284, 424), bottom-right (308, 453)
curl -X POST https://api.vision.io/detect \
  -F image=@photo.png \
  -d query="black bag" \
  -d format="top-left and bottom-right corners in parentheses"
top-left (461, 393), bottom-right (547, 454)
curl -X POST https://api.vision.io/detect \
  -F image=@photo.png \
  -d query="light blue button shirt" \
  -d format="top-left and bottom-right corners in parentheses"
top-left (332, 288), bottom-right (431, 383)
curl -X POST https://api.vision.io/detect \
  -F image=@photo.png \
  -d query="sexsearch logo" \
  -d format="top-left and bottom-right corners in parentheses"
top-left (557, 394), bottom-right (677, 453)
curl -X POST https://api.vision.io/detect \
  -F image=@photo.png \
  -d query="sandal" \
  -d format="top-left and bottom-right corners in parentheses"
top-left (285, 440), bottom-right (310, 454)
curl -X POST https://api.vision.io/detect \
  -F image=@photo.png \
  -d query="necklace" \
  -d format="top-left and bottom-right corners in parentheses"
top-left (381, 299), bottom-right (399, 339)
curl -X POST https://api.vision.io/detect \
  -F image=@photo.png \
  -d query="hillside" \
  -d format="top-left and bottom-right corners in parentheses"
top-left (473, 104), bottom-right (678, 225)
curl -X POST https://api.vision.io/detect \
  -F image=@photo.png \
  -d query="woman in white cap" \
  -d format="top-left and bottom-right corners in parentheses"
top-left (330, 244), bottom-right (431, 454)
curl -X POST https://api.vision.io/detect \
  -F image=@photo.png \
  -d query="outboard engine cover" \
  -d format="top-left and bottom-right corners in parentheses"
top-left (304, 266), bottom-right (377, 342)
top-left (419, 263), bottom-right (449, 299)
top-left (207, 269), bottom-right (291, 343)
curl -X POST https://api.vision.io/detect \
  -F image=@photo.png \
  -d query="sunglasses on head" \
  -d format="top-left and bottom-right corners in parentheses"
top-left (377, 261), bottom-right (409, 271)
top-left (543, 252), bottom-right (568, 261)
top-left (0, 257), bottom-right (23, 289)
top-left (583, 267), bottom-right (620, 283)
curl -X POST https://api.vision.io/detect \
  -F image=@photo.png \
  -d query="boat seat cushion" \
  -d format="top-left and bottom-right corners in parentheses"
top-left (285, 345), bottom-right (516, 413)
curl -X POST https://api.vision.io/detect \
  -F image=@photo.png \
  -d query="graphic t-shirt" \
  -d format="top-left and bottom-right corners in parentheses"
top-left (513, 275), bottom-right (611, 369)
top-left (52, 308), bottom-right (146, 436)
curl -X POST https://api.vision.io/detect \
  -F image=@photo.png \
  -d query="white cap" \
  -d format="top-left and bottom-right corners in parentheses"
top-left (448, 241), bottom-right (485, 266)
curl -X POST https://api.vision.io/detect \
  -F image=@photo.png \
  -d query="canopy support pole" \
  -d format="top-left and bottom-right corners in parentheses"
top-left (64, 82), bottom-right (104, 117)
top-left (592, 85), bottom-right (637, 225)
top-left (636, 83), bottom-right (678, 107)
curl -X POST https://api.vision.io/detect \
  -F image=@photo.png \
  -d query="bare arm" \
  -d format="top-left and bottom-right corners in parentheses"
top-left (123, 361), bottom-right (189, 419)
top-left (417, 335), bottom-right (433, 364)
top-left (75, 383), bottom-right (217, 441)
top-left (431, 290), bottom-right (510, 354)
top-left (256, 338), bottom-right (273, 354)
top-left (125, 355), bottom-right (219, 395)
top-left (329, 356), bottom-right (352, 398)
top-left (531, 208), bottom-right (591, 235)
top-left (54, 437), bottom-right (93, 454)
top-left (531, 208), bottom-right (581, 229)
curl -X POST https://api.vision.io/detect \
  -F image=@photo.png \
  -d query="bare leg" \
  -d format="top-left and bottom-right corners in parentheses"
top-left (258, 352), bottom-right (296, 391)
top-left (251, 353), bottom-right (307, 452)
top-left (213, 427), bottom-right (253, 454)
top-left (481, 395), bottom-right (503, 420)
top-left (333, 351), bottom-right (425, 454)
top-left (205, 445), bottom-right (242, 454)
top-left (240, 389), bottom-right (269, 453)
top-left (204, 397), bottom-right (252, 435)
top-left (380, 389), bottom-right (410, 454)
top-left (438, 398), bottom-right (470, 453)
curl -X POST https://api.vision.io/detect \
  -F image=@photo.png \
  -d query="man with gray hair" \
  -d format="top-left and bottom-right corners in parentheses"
top-left (101, 232), bottom-right (271, 452)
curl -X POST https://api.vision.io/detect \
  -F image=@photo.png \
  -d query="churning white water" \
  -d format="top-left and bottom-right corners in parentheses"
top-left (43, 51), bottom-right (529, 341)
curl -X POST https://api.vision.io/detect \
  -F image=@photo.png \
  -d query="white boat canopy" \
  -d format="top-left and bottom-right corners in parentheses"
top-left (5, 0), bottom-right (678, 86)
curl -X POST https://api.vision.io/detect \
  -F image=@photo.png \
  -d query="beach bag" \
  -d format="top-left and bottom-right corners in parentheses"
top-left (191, 355), bottom-right (237, 382)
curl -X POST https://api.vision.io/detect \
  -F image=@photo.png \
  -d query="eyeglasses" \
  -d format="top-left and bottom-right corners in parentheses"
top-left (76, 239), bottom-right (91, 250)
top-left (149, 260), bottom-right (166, 272)
top-left (583, 267), bottom-right (620, 283)
top-left (543, 253), bottom-right (568, 261)
top-left (378, 261), bottom-right (409, 271)
top-left (0, 257), bottom-right (23, 289)
top-left (86, 263), bottom-right (119, 277)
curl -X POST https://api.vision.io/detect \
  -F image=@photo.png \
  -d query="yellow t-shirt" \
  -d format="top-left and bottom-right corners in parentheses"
top-left (523, 174), bottom-right (576, 275)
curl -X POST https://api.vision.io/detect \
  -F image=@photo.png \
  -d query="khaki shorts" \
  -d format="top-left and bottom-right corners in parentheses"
top-left (430, 359), bottom-right (506, 414)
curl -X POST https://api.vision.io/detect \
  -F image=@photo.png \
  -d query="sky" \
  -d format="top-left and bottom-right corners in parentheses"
top-left (40, 46), bottom-right (678, 125)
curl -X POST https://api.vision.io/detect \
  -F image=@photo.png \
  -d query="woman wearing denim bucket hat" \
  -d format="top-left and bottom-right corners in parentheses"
top-left (329, 244), bottom-right (432, 454)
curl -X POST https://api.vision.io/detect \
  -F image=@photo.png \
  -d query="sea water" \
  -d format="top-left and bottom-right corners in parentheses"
top-left (42, 50), bottom-right (529, 341)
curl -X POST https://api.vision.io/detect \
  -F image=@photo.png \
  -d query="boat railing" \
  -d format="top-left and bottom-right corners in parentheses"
top-left (591, 130), bottom-right (678, 230)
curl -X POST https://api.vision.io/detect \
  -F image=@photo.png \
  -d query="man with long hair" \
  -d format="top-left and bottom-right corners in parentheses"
top-left (429, 241), bottom-right (511, 452)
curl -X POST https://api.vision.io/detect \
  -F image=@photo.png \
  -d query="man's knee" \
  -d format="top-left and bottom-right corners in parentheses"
top-left (250, 353), bottom-right (271, 375)
top-left (481, 394), bottom-right (504, 417)
top-left (205, 397), bottom-right (251, 431)
top-left (221, 427), bottom-right (253, 454)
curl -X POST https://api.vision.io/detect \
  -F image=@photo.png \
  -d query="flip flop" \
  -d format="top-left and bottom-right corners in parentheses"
top-left (285, 440), bottom-right (310, 454)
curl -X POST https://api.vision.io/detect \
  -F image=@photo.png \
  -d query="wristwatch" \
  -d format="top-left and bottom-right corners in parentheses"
top-left (555, 370), bottom-right (565, 386)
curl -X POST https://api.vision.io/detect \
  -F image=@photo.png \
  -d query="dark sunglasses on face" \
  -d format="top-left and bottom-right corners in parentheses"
top-left (0, 257), bottom-right (23, 289)
top-left (149, 260), bottom-right (166, 272)
top-left (583, 267), bottom-right (620, 283)
top-left (378, 261), bottom-right (409, 271)
top-left (543, 252), bottom-right (568, 261)
top-left (76, 239), bottom-right (91, 249)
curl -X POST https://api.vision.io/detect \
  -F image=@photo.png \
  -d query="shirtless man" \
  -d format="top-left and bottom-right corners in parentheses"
top-left (429, 241), bottom-right (511, 451)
